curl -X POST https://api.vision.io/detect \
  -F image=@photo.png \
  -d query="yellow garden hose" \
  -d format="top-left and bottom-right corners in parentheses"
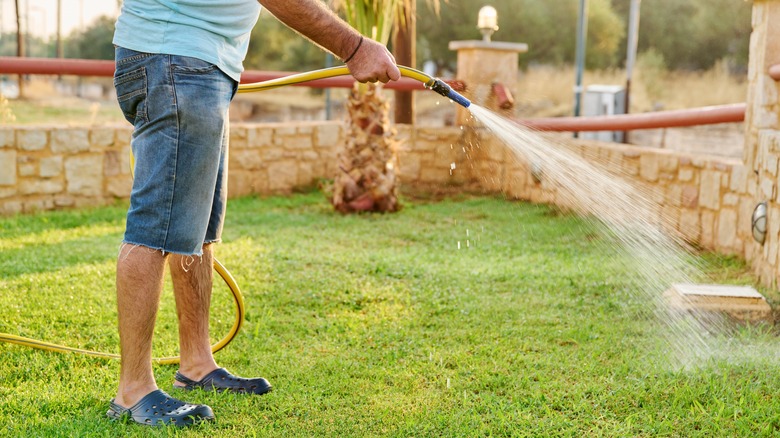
top-left (0, 259), bottom-right (243, 364)
top-left (237, 65), bottom-right (471, 108)
top-left (0, 64), bottom-right (469, 363)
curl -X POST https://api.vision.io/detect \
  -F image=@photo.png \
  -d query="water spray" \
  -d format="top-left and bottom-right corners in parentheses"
top-left (0, 64), bottom-right (470, 362)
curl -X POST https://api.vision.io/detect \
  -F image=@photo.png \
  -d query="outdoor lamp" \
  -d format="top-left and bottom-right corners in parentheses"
top-left (752, 201), bottom-right (767, 244)
top-left (478, 6), bottom-right (499, 42)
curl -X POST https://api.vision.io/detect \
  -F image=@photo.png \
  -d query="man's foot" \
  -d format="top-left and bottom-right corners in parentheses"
top-left (174, 368), bottom-right (272, 395)
top-left (107, 389), bottom-right (214, 426)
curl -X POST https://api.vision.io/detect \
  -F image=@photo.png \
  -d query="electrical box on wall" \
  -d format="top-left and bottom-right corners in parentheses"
top-left (582, 85), bottom-right (626, 143)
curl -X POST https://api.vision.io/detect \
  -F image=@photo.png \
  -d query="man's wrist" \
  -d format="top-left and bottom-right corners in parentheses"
top-left (343, 35), bottom-right (364, 63)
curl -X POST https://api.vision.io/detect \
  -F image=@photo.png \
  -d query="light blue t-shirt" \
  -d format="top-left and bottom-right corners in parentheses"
top-left (113, 0), bottom-right (262, 82)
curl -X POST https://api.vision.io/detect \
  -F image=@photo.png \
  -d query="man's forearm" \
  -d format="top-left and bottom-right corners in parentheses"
top-left (258, 0), bottom-right (362, 62)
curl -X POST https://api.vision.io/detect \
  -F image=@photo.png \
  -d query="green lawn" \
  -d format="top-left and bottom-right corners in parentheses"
top-left (1, 193), bottom-right (778, 437)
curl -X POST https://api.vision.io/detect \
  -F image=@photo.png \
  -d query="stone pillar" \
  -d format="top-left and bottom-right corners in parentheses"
top-left (448, 40), bottom-right (528, 125)
top-left (746, 0), bottom-right (780, 286)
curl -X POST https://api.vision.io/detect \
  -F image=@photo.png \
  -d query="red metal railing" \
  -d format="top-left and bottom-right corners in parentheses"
top-left (0, 56), bottom-right (749, 131)
top-left (519, 103), bottom-right (745, 132)
top-left (0, 56), bottom-right (430, 91)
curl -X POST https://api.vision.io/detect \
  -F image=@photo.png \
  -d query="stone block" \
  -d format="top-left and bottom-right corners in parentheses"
top-left (0, 186), bottom-right (16, 198)
top-left (65, 155), bottom-right (103, 196)
top-left (18, 159), bottom-right (36, 177)
top-left (40, 156), bottom-right (63, 178)
top-left (260, 147), bottom-right (285, 162)
top-left (23, 199), bottom-right (55, 213)
top-left (760, 177), bottom-right (775, 200)
top-left (0, 149), bottom-right (16, 185)
top-left (54, 196), bottom-right (75, 207)
top-left (679, 209), bottom-right (700, 242)
top-left (90, 128), bottom-right (116, 148)
top-left (51, 129), bottom-right (90, 154)
top-left (639, 153), bottom-right (658, 182)
top-left (480, 137), bottom-right (506, 162)
top-left (717, 208), bottom-right (738, 249)
top-left (120, 146), bottom-right (132, 175)
top-left (17, 129), bottom-right (47, 151)
top-left (0, 128), bottom-right (14, 148)
top-left (623, 158), bottom-right (639, 176)
top-left (106, 175), bottom-right (132, 198)
top-left (699, 171), bottom-right (721, 209)
top-left (275, 134), bottom-right (311, 150)
top-left (19, 179), bottom-right (63, 195)
top-left (231, 150), bottom-right (263, 170)
top-left (700, 210), bottom-right (716, 249)
top-left (247, 127), bottom-right (274, 148)
top-left (419, 165), bottom-right (452, 185)
top-left (658, 153), bottom-right (680, 173)
top-left (291, 123), bottom-right (313, 135)
top-left (678, 167), bottom-right (694, 182)
top-left (251, 172), bottom-right (270, 194)
top-left (397, 152), bottom-right (422, 181)
top-left (230, 126), bottom-right (249, 148)
top-left (301, 151), bottom-right (319, 162)
top-left (721, 193), bottom-right (739, 207)
top-left (268, 160), bottom-right (297, 191)
top-left (104, 150), bottom-right (122, 177)
top-left (314, 124), bottom-right (342, 148)
top-left (115, 129), bottom-right (131, 148)
top-left (681, 185), bottom-right (699, 208)
top-left (0, 200), bottom-right (22, 215)
top-left (729, 165), bottom-right (748, 193)
top-left (667, 184), bottom-right (683, 207)
top-left (661, 205), bottom-right (681, 230)
top-left (297, 162), bottom-right (314, 186)
top-left (663, 283), bottom-right (773, 324)
top-left (227, 170), bottom-right (254, 198)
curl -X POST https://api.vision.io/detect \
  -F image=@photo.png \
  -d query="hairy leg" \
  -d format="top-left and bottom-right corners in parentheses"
top-left (170, 244), bottom-right (219, 384)
top-left (114, 244), bottom-right (167, 408)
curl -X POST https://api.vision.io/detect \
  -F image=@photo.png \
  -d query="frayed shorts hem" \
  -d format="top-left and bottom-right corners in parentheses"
top-left (120, 240), bottom-right (218, 258)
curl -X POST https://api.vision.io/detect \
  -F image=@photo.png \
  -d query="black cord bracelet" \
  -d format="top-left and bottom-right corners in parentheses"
top-left (344, 35), bottom-right (364, 63)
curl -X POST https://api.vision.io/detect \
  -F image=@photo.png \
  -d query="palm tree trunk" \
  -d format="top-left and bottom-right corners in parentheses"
top-left (331, 82), bottom-right (400, 213)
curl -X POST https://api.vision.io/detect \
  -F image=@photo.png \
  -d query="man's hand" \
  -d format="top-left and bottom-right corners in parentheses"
top-left (345, 36), bottom-right (401, 84)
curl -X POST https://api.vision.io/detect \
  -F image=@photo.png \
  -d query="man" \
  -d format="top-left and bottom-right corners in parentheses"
top-left (107, 0), bottom-right (401, 427)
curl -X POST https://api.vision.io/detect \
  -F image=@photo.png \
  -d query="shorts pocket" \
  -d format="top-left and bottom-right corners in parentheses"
top-left (114, 66), bottom-right (148, 125)
top-left (171, 56), bottom-right (219, 75)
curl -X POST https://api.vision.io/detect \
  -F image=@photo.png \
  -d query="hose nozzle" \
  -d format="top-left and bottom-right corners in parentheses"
top-left (426, 78), bottom-right (471, 109)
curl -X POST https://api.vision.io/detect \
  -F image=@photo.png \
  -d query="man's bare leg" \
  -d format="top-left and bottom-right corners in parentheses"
top-left (113, 244), bottom-right (167, 408)
top-left (169, 244), bottom-right (219, 385)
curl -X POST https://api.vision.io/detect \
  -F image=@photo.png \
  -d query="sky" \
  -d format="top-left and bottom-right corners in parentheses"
top-left (1, 0), bottom-right (120, 38)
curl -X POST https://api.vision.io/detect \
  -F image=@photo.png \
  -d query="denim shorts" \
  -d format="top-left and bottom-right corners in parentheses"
top-left (114, 46), bottom-right (237, 256)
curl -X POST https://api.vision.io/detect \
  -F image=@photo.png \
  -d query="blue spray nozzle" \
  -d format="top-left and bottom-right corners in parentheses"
top-left (427, 78), bottom-right (471, 109)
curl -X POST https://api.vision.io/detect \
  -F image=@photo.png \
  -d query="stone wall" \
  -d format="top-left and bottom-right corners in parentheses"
top-left (0, 121), bottom-right (754, 260)
top-left (0, 122), bottom-right (472, 216)
top-left (745, 0), bottom-right (780, 286)
top-left (468, 130), bottom-right (755, 259)
top-left (0, 125), bottom-right (133, 215)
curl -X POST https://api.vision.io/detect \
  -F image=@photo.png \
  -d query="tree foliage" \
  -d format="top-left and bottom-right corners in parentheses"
top-left (1, 0), bottom-right (752, 73)
top-left (64, 16), bottom-right (116, 60)
top-left (244, 11), bottom-right (327, 72)
top-left (418, 0), bottom-right (751, 72)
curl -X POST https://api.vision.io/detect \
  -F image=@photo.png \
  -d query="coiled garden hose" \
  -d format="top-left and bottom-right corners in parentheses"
top-left (0, 64), bottom-right (469, 363)
top-left (0, 259), bottom-right (243, 365)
